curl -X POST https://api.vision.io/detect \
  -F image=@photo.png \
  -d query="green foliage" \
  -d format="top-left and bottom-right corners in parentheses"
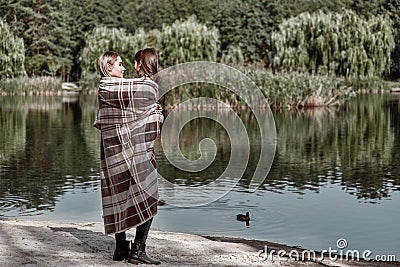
top-left (0, 19), bottom-right (25, 78)
top-left (0, 76), bottom-right (61, 95)
top-left (154, 65), bottom-right (358, 109)
top-left (82, 27), bottom-right (133, 77)
top-left (62, 0), bottom-right (138, 80)
top-left (107, 0), bottom-right (288, 64)
top-left (211, 0), bottom-right (288, 63)
top-left (238, 0), bottom-right (283, 62)
top-left (221, 46), bottom-right (245, 66)
top-left (25, 54), bottom-right (73, 77)
top-left (129, 0), bottom-right (218, 32)
top-left (270, 9), bottom-right (395, 78)
top-left (0, 0), bottom-right (75, 77)
top-left (351, 0), bottom-right (387, 15)
top-left (1, 0), bottom-right (400, 81)
top-left (345, 76), bottom-right (391, 92)
top-left (159, 16), bottom-right (219, 67)
top-left (62, 0), bottom-right (400, 80)
top-left (383, 0), bottom-right (400, 79)
top-left (81, 26), bottom-right (160, 77)
top-left (81, 16), bottom-right (219, 76)
top-left (242, 66), bottom-right (356, 108)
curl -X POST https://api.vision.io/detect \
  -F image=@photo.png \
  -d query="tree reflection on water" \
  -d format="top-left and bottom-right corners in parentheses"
top-left (0, 93), bottom-right (399, 216)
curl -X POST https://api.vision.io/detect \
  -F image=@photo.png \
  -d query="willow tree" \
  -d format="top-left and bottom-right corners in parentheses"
top-left (0, 20), bottom-right (25, 78)
top-left (221, 45), bottom-right (245, 66)
top-left (270, 9), bottom-right (395, 78)
top-left (159, 15), bottom-right (219, 67)
top-left (80, 26), bottom-right (160, 77)
top-left (81, 26), bottom-right (129, 76)
top-left (81, 16), bottom-right (219, 77)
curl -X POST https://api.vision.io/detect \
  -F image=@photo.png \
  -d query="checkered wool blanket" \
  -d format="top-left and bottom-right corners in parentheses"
top-left (94, 77), bottom-right (163, 234)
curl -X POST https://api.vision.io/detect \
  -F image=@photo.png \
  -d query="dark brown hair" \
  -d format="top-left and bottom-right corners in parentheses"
top-left (134, 48), bottom-right (158, 79)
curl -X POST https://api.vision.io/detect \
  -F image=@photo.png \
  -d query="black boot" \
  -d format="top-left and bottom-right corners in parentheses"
top-left (113, 233), bottom-right (130, 261)
top-left (128, 241), bottom-right (160, 265)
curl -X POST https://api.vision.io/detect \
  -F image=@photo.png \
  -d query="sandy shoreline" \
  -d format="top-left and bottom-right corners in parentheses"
top-left (0, 218), bottom-right (397, 267)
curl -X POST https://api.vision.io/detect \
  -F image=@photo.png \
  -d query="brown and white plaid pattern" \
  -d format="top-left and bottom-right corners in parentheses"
top-left (94, 77), bottom-right (163, 235)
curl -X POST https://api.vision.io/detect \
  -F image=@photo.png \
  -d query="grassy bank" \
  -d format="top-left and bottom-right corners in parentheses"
top-left (158, 67), bottom-right (392, 109)
top-left (0, 76), bottom-right (62, 96)
top-left (0, 69), bottom-right (392, 109)
top-left (241, 67), bottom-right (355, 109)
top-left (237, 66), bottom-right (391, 109)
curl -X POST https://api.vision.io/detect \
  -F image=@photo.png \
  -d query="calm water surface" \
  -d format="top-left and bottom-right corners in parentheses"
top-left (0, 93), bottom-right (399, 258)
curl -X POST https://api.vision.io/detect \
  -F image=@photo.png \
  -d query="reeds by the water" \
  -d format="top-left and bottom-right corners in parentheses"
top-left (78, 65), bottom-right (389, 109)
top-left (0, 76), bottom-right (62, 96)
top-left (346, 77), bottom-right (391, 93)
top-left (242, 66), bottom-right (356, 109)
top-left (0, 68), bottom-right (390, 109)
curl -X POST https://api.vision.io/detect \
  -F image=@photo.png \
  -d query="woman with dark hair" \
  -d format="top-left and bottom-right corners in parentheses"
top-left (94, 49), bottom-right (162, 265)
top-left (134, 48), bottom-right (158, 79)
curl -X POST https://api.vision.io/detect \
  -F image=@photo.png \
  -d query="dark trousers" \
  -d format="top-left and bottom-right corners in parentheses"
top-left (115, 218), bottom-right (153, 244)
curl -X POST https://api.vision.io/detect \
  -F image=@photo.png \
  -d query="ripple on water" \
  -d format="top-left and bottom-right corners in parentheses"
top-left (0, 194), bottom-right (39, 217)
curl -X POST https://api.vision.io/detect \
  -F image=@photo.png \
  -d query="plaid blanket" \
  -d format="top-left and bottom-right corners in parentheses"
top-left (94, 77), bottom-right (163, 235)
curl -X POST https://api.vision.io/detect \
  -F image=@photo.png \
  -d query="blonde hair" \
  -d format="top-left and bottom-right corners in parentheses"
top-left (97, 51), bottom-right (119, 77)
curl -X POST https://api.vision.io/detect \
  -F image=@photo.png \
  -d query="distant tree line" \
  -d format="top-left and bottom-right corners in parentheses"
top-left (0, 0), bottom-right (399, 80)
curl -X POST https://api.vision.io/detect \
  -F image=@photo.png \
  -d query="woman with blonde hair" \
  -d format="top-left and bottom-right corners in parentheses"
top-left (94, 49), bottom-right (162, 265)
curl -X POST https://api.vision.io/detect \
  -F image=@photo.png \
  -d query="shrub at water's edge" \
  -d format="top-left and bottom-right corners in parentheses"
top-left (76, 64), bottom-right (390, 109)
top-left (242, 67), bottom-right (354, 109)
top-left (79, 73), bottom-right (99, 94)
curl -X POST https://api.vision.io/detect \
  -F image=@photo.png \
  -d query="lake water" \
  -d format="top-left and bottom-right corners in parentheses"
top-left (0, 93), bottom-right (399, 259)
